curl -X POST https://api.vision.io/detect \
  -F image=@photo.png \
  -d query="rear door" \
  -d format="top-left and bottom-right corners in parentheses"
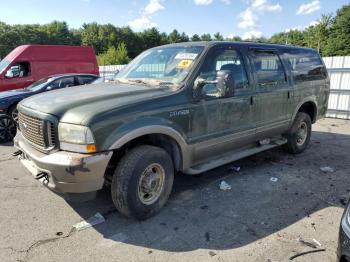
top-left (249, 49), bottom-right (292, 138)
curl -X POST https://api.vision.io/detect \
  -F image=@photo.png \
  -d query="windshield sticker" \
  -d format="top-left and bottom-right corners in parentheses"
top-left (175, 53), bottom-right (198, 60)
top-left (177, 59), bottom-right (193, 69)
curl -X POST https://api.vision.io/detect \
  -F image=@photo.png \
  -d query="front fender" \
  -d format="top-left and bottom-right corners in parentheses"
top-left (103, 117), bottom-right (188, 151)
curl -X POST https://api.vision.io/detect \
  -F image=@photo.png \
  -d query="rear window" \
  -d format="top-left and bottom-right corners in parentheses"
top-left (285, 49), bottom-right (327, 82)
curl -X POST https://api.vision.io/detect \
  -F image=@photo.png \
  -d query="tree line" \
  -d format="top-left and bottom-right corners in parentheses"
top-left (0, 4), bottom-right (349, 65)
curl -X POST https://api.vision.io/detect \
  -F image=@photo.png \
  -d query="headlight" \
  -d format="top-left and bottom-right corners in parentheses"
top-left (58, 123), bottom-right (96, 153)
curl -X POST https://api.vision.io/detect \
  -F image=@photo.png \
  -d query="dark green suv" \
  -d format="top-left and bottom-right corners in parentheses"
top-left (14, 42), bottom-right (330, 220)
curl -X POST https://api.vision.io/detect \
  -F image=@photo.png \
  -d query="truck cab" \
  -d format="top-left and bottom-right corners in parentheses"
top-left (13, 42), bottom-right (330, 220)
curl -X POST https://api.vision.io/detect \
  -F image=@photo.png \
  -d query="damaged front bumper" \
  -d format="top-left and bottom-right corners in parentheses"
top-left (14, 133), bottom-right (113, 195)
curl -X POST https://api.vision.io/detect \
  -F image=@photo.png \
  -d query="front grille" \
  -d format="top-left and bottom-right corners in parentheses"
top-left (18, 112), bottom-right (56, 149)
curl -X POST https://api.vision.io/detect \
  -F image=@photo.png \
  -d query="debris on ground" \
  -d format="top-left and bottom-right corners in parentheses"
top-left (312, 239), bottom-right (322, 247)
top-left (320, 166), bottom-right (335, 173)
top-left (298, 238), bottom-right (317, 249)
top-left (219, 181), bottom-right (231, 191)
top-left (228, 165), bottom-right (241, 172)
top-left (209, 251), bottom-right (216, 257)
top-left (270, 177), bottom-right (278, 182)
top-left (289, 249), bottom-right (326, 260)
top-left (72, 212), bottom-right (105, 232)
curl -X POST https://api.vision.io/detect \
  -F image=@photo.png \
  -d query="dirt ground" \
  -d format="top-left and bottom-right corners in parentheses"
top-left (0, 118), bottom-right (349, 262)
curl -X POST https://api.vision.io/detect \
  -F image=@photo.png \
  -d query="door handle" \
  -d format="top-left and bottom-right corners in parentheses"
top-left (287, 91), bottom-right (293, 99)
top-left (250, 96), bottom-right (254, 105)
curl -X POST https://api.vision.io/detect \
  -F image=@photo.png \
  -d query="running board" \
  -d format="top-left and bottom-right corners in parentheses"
top-left (185, 138), bottom-right (287, 175)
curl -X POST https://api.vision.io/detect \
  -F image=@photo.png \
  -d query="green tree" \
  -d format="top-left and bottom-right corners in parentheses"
top-left (214, 32), bottom-right (224, 41)
top-left (191, 34), bottom-right (201, 41)
top-left (325, 4), bottom-right (350, 56)
top-left (200, 33), bottom-right (212, 41)
top-left (97, 42), bottom-right (130, 65)
top-left (168, 29), bottom-right (181, 43)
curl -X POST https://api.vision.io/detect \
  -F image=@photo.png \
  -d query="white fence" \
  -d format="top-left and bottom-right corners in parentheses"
top-left (100, 56), bottom-right (350, 120)
top-left (323, 56), bottom-right (350, 119)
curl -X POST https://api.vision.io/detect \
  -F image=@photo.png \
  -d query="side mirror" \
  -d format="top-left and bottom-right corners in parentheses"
top-left (5, 70), bottom-right (14, 79)
top-left (193, 70), bottom-right (235, 99)
top-left (114, 69), bottom-right (120, 76)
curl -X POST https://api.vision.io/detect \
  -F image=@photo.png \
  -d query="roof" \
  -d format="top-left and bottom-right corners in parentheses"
top-left (155, 41), bottom-right (315, 51)
top-left (47, 73), bottom-right (99, 79)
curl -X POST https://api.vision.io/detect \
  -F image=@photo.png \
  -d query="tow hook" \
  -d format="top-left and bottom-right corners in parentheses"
top-left (35, 172), bottom-right (48, 180)
top-left (12, 150), bottom-right (22, 157)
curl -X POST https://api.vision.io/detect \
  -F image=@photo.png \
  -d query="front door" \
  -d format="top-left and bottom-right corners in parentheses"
top-left (1, 61), bottom-right (34, 91)
top-left (190, 45), bottom-right (256, 163)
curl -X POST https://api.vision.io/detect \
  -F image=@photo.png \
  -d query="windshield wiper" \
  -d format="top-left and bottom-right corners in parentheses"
top-left (126, 79), bottom-right (151, 86)
top-left (158, 81), bottom-right (174, 87)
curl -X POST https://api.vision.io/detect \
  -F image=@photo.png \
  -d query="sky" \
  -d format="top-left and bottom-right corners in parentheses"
top-left (0, 0), bottom-right (348, 39)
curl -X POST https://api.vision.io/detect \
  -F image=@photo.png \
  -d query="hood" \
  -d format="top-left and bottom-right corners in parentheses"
top-left (20, 82), bottom-right (168, 125)
top-left (0, 89), bottom-right (31, 100)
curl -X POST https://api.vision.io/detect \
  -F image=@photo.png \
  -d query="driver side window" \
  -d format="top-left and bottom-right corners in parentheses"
top-left (5, 62), bottom-right (31, 79)
top-left (196, 48), bottom-right (248, 98)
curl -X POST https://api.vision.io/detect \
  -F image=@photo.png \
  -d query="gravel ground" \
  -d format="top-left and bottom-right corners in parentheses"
top-left (0, 118), bottom-right (349, 262)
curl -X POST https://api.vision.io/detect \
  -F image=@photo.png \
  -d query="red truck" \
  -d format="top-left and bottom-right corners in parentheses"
top-left (0, 45), bottom-right (99, 91)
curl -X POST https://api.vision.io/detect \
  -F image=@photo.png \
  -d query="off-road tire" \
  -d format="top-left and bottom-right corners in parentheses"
top-left (284, 112), bottom-right (312, 154)
top-left (111, 145), bottom-right (174, 220)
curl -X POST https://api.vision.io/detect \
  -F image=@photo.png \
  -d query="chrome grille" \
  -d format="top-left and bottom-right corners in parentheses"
top-left (18, 112), bottom-right (56, 149)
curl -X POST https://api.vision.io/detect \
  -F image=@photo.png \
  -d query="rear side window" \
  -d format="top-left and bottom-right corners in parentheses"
top-left (77, 76), bottom-right (95, 85)
top-left (285, 49), bottom-right (327, 82)
top-left (51, 77), bottom-right (75, 89)
top-left (252, 51), bottom-right (286, 88)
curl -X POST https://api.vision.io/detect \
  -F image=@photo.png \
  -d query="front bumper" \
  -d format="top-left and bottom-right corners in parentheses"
top-left (14, 132), bottom-right (113, 194)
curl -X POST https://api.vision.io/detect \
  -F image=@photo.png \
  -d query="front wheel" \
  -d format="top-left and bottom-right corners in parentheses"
top-left (111, 145), bottom-right (174, 220)
top-left (0, 114), bottom-right (17, 143)
top-left (283, 112), bottom-right (312, 154)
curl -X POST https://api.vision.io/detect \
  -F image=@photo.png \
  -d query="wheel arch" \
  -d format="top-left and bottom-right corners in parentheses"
top-left (293, 98), bottom-right (318, 124)
top-left (104, 126), bottom-right (190, 183)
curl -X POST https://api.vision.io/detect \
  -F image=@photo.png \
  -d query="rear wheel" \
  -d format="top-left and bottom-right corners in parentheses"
top-left (284, 112), bottom-right (311, 154)
top-left (0, 115), bottom-right (17, 143)
top-left (111, 145), bottom-right (174, 220)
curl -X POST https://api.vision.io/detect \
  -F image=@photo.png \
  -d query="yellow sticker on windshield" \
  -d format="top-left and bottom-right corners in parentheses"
top-left (177, 59), bottom-right (193, 69)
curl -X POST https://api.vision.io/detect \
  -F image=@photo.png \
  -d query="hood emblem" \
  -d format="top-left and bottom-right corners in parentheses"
top-left (20, 122), bottom-right (28, 130)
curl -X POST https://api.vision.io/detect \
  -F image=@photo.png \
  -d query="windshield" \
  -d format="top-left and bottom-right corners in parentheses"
top-left (115, 46), bottom-right (204, 88)
top-left (0, 60), bottom-right (10, 74)
top-left (25, 77), bottom-right (53, 92)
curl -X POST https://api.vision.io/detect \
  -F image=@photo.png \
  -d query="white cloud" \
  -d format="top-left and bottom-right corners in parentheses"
top-left (296, 0), bottom-right (320, 15)
top-left (145, 0), bottom-right (164, 15)
top-left (128, 0), bottom-right (165, 30)
top-left (221, 0), bottom-right (231, 5)
top-left (252, 0), bottom-right (282, 12)
top-left (285, 19), bottom-right (321, 32)
top-left (128, 16), bottom-right (157, 30)
top-left (238, 8), bottom-right (258, 29)
top-left (194, 0), bottom-right (213, 5)
top-left (309, 20), bottom-right (320, 26)
top-left (242, 30), bottom-right (263, 39)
